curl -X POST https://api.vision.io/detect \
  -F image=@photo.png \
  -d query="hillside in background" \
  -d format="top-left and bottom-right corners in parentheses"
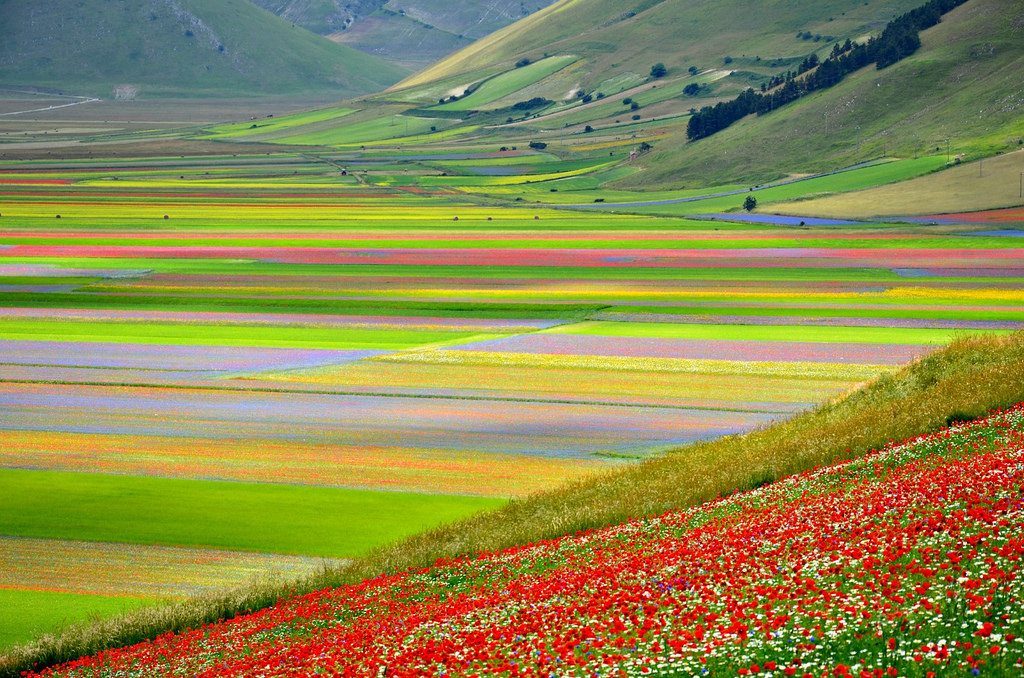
top-left (179, 0), bottom-right (1023, 205)
top-left (0, 0), bottom-right (406, 98)
top-left (228, 0), bottom-right (928, 149)
top-left (397, 0), bottom-right (923, 90)
top-left (251, 0), bottom-right (558, 69)
top-left (624, 0), bottom-right (1024, 187)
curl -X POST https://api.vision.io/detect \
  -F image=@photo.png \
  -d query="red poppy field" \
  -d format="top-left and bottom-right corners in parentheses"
top-left (32, 404), bottom-right (1024, 677)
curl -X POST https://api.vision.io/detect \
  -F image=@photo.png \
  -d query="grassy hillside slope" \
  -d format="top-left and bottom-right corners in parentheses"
top-left (252, 0), bottom-right (381, 34)
top-left (252, 0), bottom-right (557, 68)
top-left (625, 0), bottom-right (1024, 187)
top-left (396, 0), bottom-right (921, 90)
top-left (0, 0), bottom-right (406, 98)
top-left (4, 331), bottom-right (1024, 677)
top-left (774, 148), bottom-right (1024, 217)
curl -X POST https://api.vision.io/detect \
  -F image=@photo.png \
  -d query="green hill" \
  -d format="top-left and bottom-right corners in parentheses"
top-left (228, 0), bottom-right (929, 151)
top-left (625, 0), bottom-right (1024, 187)
top-left (0, 0), bottom-right (406, 98)
top-left (396, 0), bottom-right (923, 90)
top-left (362, 0), bottom-right (1020, 190)
top-left (251, 0), bottom-right (558, 69)
top-left (191, 0), bottom-right (1021, 199)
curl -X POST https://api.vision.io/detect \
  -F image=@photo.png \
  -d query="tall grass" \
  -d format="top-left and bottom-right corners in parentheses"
top-left (3, 332), bottom-right (1024, 677)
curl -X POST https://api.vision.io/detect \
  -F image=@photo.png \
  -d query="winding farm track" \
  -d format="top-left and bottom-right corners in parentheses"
top-left (0, 90), bottom-right (100, 117)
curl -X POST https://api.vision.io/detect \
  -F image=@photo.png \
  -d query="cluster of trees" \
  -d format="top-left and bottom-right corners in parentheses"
top-left (576, 89), bottom-right (605, 104)
top-left (796, 31), bottom-right (837, 43)
top-left (759, 47), bottom-right (849, 93)
top-left (511, 97), bottom-right (552, 111)
top-left (874, 0), bottom-right (968, 67)
top-left (687, 0), bottom-right (968, 141)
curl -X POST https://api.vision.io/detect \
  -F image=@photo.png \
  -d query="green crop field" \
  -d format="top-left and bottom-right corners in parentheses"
top-left (0, 318), bottom-right (500, 350)
top-left (0, 471), bottom-right (502, 558)
top-left (270, 114), bottom-right (455, 146)
top-left (431, 55), bottom-right (578, 111)
top-left (0, 591), bottom-right (158, 651)
top-left (204, 107), bottom-right (357, 139)
top-left (543, 321), bottom-right (1005, 346)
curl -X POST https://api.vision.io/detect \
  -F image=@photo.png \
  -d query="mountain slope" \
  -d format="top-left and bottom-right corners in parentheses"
top-left (0, 0), bottom-right (406, 98)
top-left (396, 0), bottom-right (923, 90)
top-left (623, 0), bottom-right (1024, 187)
top-left (251, 0), bottom-right (558, 69)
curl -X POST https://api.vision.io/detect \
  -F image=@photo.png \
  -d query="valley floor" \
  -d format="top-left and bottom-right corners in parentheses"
top-left (0, 145), bottom-right (1021, 652)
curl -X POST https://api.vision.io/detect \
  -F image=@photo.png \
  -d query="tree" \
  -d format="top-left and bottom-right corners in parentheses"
top-left (743, 195), bottom-right (758, 212)
top-left (650, 63), bottom-right (667, 78)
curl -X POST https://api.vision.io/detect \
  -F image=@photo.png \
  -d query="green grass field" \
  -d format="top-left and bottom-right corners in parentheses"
top-left (0, 471), bottom-right (503, 558)
top-left (0, 318), bottom-right (499, 350)
top-left (272, 114), bottom-right (455, 146)
top-left (0, 590), bottom-right (158, 652)
top-left (431, 55), bottom-right (577, 111)
top-left (774, 149), bottom-right (1024, 217)
top-left (544, 321), bottom-right (1003, 346)
top-left (203, 107), bottom-right (357, 139)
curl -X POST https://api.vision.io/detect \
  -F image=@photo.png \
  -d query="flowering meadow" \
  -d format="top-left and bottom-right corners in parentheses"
top-left (33, 404), bottom-right (1024, 677)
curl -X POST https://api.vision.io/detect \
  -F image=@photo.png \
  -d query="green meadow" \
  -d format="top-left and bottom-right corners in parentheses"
top-left (545, 321), bottom-right (1007, 346)
top-left (204, 107), bottom-right (357, 139)
top-left (0, 590), bottom-right (158, 652)
top-left (431, 56), bottom-right (578, 111)
top-left (0, 319), bottom-right (500, 350)
top-left (0, 471), bottom-right (503, 559)
top-left (273, 114), bottom-right (453, 146)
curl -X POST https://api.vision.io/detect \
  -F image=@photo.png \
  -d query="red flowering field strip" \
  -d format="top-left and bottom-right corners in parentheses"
top-left (35, 405), bottom-right (1024, 677)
